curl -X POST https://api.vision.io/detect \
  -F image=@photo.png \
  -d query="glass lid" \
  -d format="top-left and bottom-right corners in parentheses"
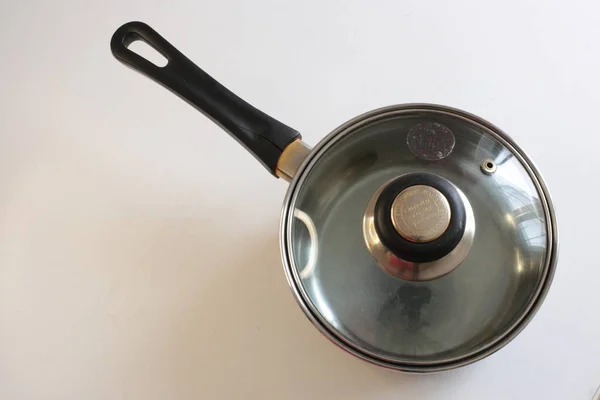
top-left (283, 106), bottom-right (556, 366)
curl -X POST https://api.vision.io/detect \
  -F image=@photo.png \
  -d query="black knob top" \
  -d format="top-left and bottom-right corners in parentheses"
top-left (374, 173), bottom-right (466, 263)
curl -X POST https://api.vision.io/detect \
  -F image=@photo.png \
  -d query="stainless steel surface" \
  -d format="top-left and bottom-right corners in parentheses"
top-left (481, 159), bottom-right (497, 175)
top-left (276, 139), bottom-right (312, 181)
top-left (363, 181), bottom-right (475, 281)
top-left (390, 185), bottom-right (452, 243)
top-left (280, 104), bottom-right (558, 372)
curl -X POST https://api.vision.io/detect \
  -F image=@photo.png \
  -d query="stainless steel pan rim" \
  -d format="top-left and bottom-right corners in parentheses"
top-left (279, 103), bottom-right (559, 372)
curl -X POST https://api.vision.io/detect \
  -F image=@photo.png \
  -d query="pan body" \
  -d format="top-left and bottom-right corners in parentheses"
top-left (279, 104), bottom-right (558, 372)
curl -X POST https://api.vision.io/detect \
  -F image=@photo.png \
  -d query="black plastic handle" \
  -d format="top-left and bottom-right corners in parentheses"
top-left (110, 21), bottom-right (301, 176)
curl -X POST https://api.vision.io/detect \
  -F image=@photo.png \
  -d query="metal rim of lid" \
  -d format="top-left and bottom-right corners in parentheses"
top-left (279, 103), bottom-right (559, 372)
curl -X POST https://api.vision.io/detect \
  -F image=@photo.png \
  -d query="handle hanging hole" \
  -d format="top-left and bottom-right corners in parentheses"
top-left (127, 39), bottom-right (168, 67)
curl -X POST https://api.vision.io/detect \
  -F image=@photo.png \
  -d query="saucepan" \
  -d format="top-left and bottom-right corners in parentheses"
top-left (110, 21), bottom-right (558, 372)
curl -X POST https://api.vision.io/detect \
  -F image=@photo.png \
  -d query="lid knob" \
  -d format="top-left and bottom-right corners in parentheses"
top-left (391, 185), bottom-right (452, 243)
top-left (363, 173), bottom-right (475, 281)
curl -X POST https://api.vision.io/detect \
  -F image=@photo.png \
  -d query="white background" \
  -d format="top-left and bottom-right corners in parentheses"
top-left (1, 0), bottom-right (599, 399)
